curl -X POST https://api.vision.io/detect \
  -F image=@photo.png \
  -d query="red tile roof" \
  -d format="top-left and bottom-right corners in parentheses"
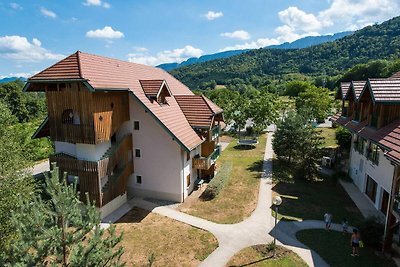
top-left (30, 52), bottom-right (82, 80)
top-left (349, 81), bottom-right (365, 100)
top-left (203, 95), bottom-right (223, 114)
top-left (27, 51), bottom-right (222, 151)
top-left (368, 79), bottom-right (400, 102)
top-left (337, 82), bottom-right (350, 99)
top-left (390, 71), bottom-right (400, 79)
top-left (139, 80), bottom-right (164, 96)
top-left (175, 95), bottom-right (215, 128)
top-left (332, 115), bottom-right (400, 164)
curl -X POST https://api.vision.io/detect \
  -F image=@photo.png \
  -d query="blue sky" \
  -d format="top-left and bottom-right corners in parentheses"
top-left (0, 0), bottom-right (399, 78)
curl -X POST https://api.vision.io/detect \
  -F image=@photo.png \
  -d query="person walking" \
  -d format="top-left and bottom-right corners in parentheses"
top-left (324, 212), bottom-right (332, 231)
top-left (351, 228), bottom-right (362, 256)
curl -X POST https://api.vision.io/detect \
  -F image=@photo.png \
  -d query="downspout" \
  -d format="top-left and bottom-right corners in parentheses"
top-left (181, 149), bottom-right (185, 203)
top-left (383, 165), bottom-right (399, 253)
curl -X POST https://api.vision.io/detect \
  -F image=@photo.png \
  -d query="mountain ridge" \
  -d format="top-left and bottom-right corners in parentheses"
top-left (157, 31), bottom-right (353, 71)
top-left (171, 16), bottom-right (400, 89)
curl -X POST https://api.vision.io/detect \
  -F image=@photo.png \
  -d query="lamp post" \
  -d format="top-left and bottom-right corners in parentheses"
top-left (272, 195), bottom-right (282, 257)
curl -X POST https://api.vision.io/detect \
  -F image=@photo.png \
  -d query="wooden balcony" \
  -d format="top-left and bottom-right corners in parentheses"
top-left (207, 125), bottom-right (221, 141)
top-left (50, 123), bottom-right (96, 144)
top-left (49, 134), bottom-right (133, 207)
top-left (193, 145), bottom-right (221, 170)
top-left (102, 163), bottom-right (133, 206)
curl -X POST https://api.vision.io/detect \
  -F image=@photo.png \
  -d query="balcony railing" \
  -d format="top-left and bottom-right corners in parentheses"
top-left (101, 163), bottom-right (133, 206)
top-left (193, 145), bottom-right (221, 170)
top-left (49, 134), bottom-right (133, 207)
top-left (50, 122), bottom-right (96, 144)
top-left (208, 125), bottom-right (221, 141)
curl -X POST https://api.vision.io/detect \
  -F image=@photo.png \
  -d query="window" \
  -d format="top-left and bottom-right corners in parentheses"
top-left (365, 175), bottom-right (377, 203)
top-left (366, 143), bottom-right (379, 165)
top-left (186, 174), bottom-right (190, 188)
top-left (135, 149), bottom-right (141, 158)
top-left (62, 109), bottom-right (74, 124)
top-left (354, 136), bottom-right (365, 154)
top-left (136, 175), bottom-right (142, 184)
top-left (134, 121), bottom-right (140, 130)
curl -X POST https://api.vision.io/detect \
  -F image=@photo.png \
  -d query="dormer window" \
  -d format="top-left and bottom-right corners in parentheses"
top-left (139, 79), bottom-right (172, 105)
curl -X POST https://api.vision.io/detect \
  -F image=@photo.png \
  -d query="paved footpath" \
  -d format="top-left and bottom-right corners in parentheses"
top-left (117, 132), bottom-right (341, 266)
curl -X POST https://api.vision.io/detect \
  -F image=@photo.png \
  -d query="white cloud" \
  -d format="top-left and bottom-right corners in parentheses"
top-left (40, 7), bottom-right (57, 18)
top-left (278, 6), bottom-right (322, 32)
top-left (221, 30), bottom-right (251, 40)
top-left (10, 3), bottom-right (22, 10)
top-left (86, 26), bottom-right (124, 39)
top-left (133, 47), bottom-right (148, 52)
top-left (83, 0), bottom-right (110, 8)
top-left (128, 45), bottom-right (204, 66)
top-left (204, 11), bottom-right (223, 21)
top-left (0, 35), bottom-right (64, 62)
top-left (219, 0), bottom-right (399, 52)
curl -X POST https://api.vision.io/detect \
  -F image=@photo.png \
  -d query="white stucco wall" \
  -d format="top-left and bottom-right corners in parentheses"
top-left (127, 96), bottom-right (184, 202)
top-left (76, 141), bottom-right (111, 161)
top-left (349, 133), bottom-right (395, 211)
top-left (183, 146), bottom-right (201, 198)
top-left (55, 141), bottom-right (76, 156)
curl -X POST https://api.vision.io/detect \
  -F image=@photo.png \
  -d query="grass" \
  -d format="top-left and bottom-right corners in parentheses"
top-left (296, 229), bottom-right (396, 267)
top-left (114, 207), bottom-right (218, 266)
top-left (227, 245), bottom-right (308, 267)
top-left (317, 127), bottom-right (338, 148)
top-left (272, 160), bottom-right (363, 224)
top-left (178, 134), bottom-right (267, 224)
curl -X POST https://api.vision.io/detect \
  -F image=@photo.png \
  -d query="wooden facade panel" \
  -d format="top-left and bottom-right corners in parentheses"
top-left (49, 134), bottom-right (133, 207)
top-left (201, 140), bottom-right (215, 157)
top-left (44, 83), bottom-right (130, 144)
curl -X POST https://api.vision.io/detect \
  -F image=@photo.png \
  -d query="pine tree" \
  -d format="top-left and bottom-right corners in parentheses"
top-left (2, 163), bottom-right (125, 266)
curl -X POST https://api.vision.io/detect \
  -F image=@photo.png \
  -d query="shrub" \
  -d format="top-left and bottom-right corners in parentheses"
top-left (355, 216), bottom-right (384, 248)
top-left (201, 162), bottom-right (233, 200)
top-left (335, 127), bottom-right (352, 150)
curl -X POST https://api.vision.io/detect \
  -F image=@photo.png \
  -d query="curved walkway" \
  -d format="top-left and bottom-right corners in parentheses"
top-left (128, 132), bottom-right (339, 266)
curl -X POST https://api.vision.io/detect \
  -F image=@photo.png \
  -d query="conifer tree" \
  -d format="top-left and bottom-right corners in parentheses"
top-left (2, 164), bottom-right (125, 267)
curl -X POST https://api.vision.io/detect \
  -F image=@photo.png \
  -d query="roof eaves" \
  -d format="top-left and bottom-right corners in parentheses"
top-left (129, 92), bottom-right (202, 152)
top-left (357, 79), bottom-right (375, 104)
top-left (31, 116), bottom-right (49, 139)
top-left (156, 80), bottom-right (172, 99)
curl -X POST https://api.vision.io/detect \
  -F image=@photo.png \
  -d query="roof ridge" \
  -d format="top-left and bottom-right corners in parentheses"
top-left (201, 95), bottom-right (215, 115)
top-left (76, 51), bottom-right (83, 79)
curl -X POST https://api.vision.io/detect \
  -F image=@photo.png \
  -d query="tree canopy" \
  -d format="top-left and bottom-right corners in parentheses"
top-left (2, 164), bottom-right (125, 266)
top-left (171, 16), bottom-right (400, 91)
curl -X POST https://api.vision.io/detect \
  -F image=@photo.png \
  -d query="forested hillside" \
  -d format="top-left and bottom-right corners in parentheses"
top-left (171, 16), bottom-right (400, 90)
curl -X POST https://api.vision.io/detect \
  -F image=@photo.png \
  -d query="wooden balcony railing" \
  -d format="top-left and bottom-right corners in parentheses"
top-left (192, 145), bottom-right (221, 170)
top-left (208, 125), bottom-right (221, 141)
top-left (49, 134), bottom-right (133, 207)
top-left (102, 163), bottom-right (133, 206)
top-left (50, 122), bottom-right (96, 144)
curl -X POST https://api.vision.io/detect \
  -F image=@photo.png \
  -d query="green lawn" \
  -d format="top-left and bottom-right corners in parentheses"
top-left (272, 160), bottom-right (363, 224)
top-left (317, 127), bottom-right (338, 148)
top-left (227, 245), bottom-right (307, 267)
top-left (178, 135), bottom-right (266, 224)
top-left (297, 229), bottom-right (396, 267)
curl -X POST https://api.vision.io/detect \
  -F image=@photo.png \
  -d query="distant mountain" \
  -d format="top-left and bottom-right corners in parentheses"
top-left (171, 16), bottom-right (400, 89)
top-left (0, 77), bottom-right (27, 83)
top-left (157, 31), bottom-right (353, 71)
top-left (268, 31), bottom-right (353, 49)
top-left (158, 49), bottom-right (250, 71)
